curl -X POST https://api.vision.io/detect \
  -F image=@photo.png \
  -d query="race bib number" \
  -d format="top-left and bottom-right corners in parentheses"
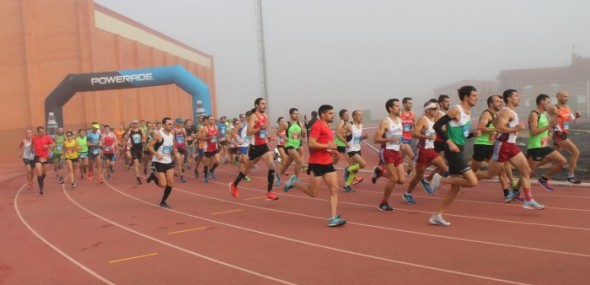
top-left (25, 148), bottom-right (33, 157)
top-left (92, 148), bottom-right (100, 155)
top-left (259, 129), bottom-right (267, 138)
top-left (80, 152), bottom-right (88, 159)
top-left (176, 135), bottom-right (185, 143)
top-left (353, 136), bottom-right (361, 145)
top-left (211, 136), bottom-right (218, 143)
top-left (463, 126), bottom-right (471, 138)
top-left (541, 136), bottom-right (550, 147)
top-left (564, 122), bottom-right (570, 130)
top-left (489, 132), bottom-right (497, 142)
top-left (162, 145), bottom-right (172, 155)
top-left (426, 131), bottom-right (436, 143)
top-left (132, 134), bottom-right (142, 144)
top-left (244, 136), bottom-right (250, 144)
top-left (56, 145), bottom-right (63, 151)
top-left (403, 123), bottom-right (412, 132)
top-left (66, 148), bottom-right (74, 154)
top-left (293, 132), bottom-right (301, 139)
top-left (104, 146), bottom-right (111, 151)
top-left (39, 157), bottom-right (47, 163)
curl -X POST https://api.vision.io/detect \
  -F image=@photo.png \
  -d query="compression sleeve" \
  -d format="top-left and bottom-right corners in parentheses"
top-left (434, 115), bottom-right (451, 142)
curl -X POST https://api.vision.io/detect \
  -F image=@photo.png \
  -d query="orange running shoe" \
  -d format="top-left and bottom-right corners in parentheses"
top-left (98, 178), bottom-right (104, 184)
top-left (228, 182), bottom-right (239, 198)
top-left (352, 176), bottom-right (364, 185)
top-left (266, 192), bottom-right (279, 201)
top-left (87, 172), bottom-right (93, 181)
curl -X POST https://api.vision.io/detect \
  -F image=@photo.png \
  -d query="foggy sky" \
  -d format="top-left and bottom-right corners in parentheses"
top-left (95, 0), bottom-right (590, 120)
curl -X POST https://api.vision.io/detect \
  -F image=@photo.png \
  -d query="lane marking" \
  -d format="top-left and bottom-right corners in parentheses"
top-left (109, 253), bottom-right (158, 264)
top-left (105, 180), bottom-right (532, 285)
top-left (71, 182), bottom-right (295, 285)
top-left (243, 196), bottom-right (266, 201)
top-left (211, 209), bottom-right (243, 215)
top-left (14, 184), bottom-right (116, 285)
top-left (183, 179), bottom-right (590, 257)
top-left (168, 227), bottom-right (208, 235)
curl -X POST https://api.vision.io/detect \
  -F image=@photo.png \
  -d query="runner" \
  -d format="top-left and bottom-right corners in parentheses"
top-left (428, 86), bottom-right (480, 226)
top-left (193, 116), bottom-right (206, 178)
top-left (86, 123), bottom-right (103, 184)
top-left (475, 89), bottom-right (545, 210)
top-left (547, 91), bottom-right (582, 183)
top-left (373, 99), bottom-right (406, 211)
top-left (233, 112), bottom-right (252, 182)
top-left (402, 102), bottom-right (448, 204)
top-left (142, 121), bottom-right (156, 175)
top-left (526, 94), bottom-right (566, 191)
top-left (19, 129), bottom-right (35, 189)
top-left (52, 127), bottom-right (66, 184)
top-left (63, 130), bottom-right (80, 188)
top-left (334, 109), bottom-right (351, 166)
top-left (217, 116), bottom-right (230, 164)
top-left (76, 129), bottom-right (89, 180)
top-left (342, 110), bottom-right (369, 192)
top-left (184, 118), bottom-right (197, 169)
top-left (278, 108), bottom-right (305, 181)
top-left (199, 115), bottom-right (221, 183)
top-left (283, 104), bottom-right (347, 227)
top-left (101, 125), bottom-right (117, 180)
top-left (471, 95), bottom-right (518, 202)
top-left (400, 97), bottom-right (416, 176)
top-left (31, 126), bottom-right (54, 195)
top-left (229, 98), bottom-right (279, 200)
top-left (146, 117), bottom-right (177, 209)
top-left (172, 118), bottom-right (188, 183)
top-left (273, 116), bottom-right (288, 186)
top-left (124, 119), bottom-right (145, 184)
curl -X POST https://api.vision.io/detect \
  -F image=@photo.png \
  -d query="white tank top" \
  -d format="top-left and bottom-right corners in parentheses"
top-left (152, 129), bottom-right (174, 164)
top-left (22, 139), bottom-right (34, 160)
top-left (239, 125), bottom-right (250, 148)
top-left (419, 116), bottom-right (435, 150)
top-left (346, 123), bottom-right (362, 152)
top-left (385, 117), bottom-right (403, 151)
top-left (500, 108), bottom-right (519, 144)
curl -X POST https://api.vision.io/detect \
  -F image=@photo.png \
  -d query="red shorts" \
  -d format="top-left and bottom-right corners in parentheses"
top-left (383, 149), bottom-right (402, 166)
top-left (415, 148), bottom-right (439, 166)
top-left (493, 141), bottom-right (521, 163)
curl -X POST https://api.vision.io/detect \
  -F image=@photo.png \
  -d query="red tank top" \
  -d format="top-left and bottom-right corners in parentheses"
top-left (205, 125), bottom-right (219, 152)
top-left (103, 134), bottom-right (115, 154)
top-left (555, 105), bottom-right (572, 134)
top-left (400, 111), bottom-right (415, 140)
top-left (253, 113), bottom-right (268, 145)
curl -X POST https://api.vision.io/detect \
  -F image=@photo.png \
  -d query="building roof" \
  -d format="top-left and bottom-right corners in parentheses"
top-left (497, 54), bottom-right (590, 83)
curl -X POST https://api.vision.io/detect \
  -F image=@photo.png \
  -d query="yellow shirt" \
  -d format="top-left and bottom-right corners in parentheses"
top-left (64, 139), bottom-right (79, 159)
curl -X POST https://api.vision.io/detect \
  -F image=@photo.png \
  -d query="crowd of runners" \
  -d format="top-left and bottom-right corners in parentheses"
top-left (20, 87), bottom-right (583, 227)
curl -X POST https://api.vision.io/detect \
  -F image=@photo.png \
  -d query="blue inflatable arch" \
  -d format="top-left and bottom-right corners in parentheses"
top-left (44, 64), bottom-right (211, 126)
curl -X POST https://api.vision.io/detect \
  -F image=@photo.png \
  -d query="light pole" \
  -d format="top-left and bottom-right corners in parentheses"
top-left (255, 0), bottom-right (270, 119)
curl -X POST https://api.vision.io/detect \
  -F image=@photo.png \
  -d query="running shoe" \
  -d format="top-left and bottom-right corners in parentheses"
top-left (179, 175), bottom-right (186, 183)
top-left (567, 176), bottom-right (582, 184)
top-left (328, 215), bottom-right (347, 227)
top-left (266, 192), bottom-right (279, 201)
top-left (87, 172), bottom-right (93, 181)
top-left (39, 188), bottom-right (44, 195)
top-left (58, 177), bottom-right (65, 184)
top-left (402, 193), bottom-right (416, 205)
top-left (343, 185), bottom-right (355, 193)
top-left (344, 167), bottom-right (350, 182)
top-left (523, 199), bottom-right (545, 210)
top-left (244, 175), bottom-right (252, 182)
top-left (274, 173), bottom-right (281, 187)
top-left (229, 182), bottom-right (239, 198)
top-left (203, 176), bottom-right (208, 183)
top-left (430, 173), bottom-right (442, 194)
top-left (429, 214), bottom-right (451, 226)
top-left (209, 171), bottom-right (216, 180)
top-left (537, 177), bottom-right (554, 192)
top-left (146, 172), bottom-right (155, 184)
top-left (284, 175), bottom-right (298, 192)
top-left (378, 202), bottom-right (394, 212)
top-left (159, 202), bottom-right (171, 209)
top-left (420, 178), bottom-right (434, 195)
top-left (98, 178), bottom-right (104, 184)
top-left (371, 166), bottom-right (381, 184)
top-left (504, 190), bottom-right (520, 203)
top-left (27, 181), bottom-right (33, 190)
top-left (136, 177), bottom-right (142, 185)
top-left (352, 176), bottom-right (364, 185)
top-left (72, 182), bottom-right (77, 189)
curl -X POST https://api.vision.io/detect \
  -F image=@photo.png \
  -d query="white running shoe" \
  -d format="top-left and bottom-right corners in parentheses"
top-left (429, 214), bottom-right (451, 226)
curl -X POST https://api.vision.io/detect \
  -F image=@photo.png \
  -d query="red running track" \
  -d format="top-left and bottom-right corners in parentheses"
top-left (2, 143), bottom-right (590, 284)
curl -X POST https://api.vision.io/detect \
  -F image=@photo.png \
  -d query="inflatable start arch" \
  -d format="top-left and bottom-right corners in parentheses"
top-left (44, 64), bottom-right (211, 126)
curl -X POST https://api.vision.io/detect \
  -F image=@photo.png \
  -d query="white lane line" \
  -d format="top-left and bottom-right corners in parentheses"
top-left (82, 181), bottom-right (295, 285)
top-left (107, 181), bottom-right (531, 285)
top-left (217, 169), bottom-right (590, 224)
top-left (14, 184), bottom-right (116, 285)
top-left (185, 179), bottom-right (590, 258)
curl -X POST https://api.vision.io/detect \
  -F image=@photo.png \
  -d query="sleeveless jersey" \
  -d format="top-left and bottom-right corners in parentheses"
top-left (474, 110), bottom-right (496, 146)
top-left (53, 134), bottom-right (65, 154)
top-left (173, 128), bottom-right (186, 149)
top-left (335, 121), bottom-right (350, 147)
top-left (76, 136), bottom-right (88, 153)
top-left (252, 113), bottom-right (268, 146)
top-left (417, 116), bottom-right (436, 150)
top-left (527, 111), bottom-right (550, 149)
top-left (205, 125), bottom-right (219, 152)
top-left (497, 108), bottom-right (519, 144)
top-left (446, 105), bottom-right (471, 146)
top-left (400, 111), bottom-right (415, 140)
top-left (64, 139), bottom-right (79, 159)
top-left (384, 117), bottom-right (403, 151)
top-left (346, 123), bottom-right (362, 152)
top-left (102, 133), bottom-right (116, 154)
top-left (285, 121), bottom-right (302, 149)
top-left (238, 125), bottom-right (250, 148)
top-left (129, 129), bottom-right (144, 150)
top-left (277, 129), bottom-right (286, 146)
top-left (22, 139), bottom-right (34, 160)
top-left (152, 130), bottom-right (174, 164)
top-left (554, 105), bottom-right (573, 134)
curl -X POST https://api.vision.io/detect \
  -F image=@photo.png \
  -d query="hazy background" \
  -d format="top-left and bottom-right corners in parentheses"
top-left (96, 0), bottom-right (590, 120)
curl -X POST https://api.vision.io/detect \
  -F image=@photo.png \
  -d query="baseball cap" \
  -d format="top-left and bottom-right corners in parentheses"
top-left (175, 118), bottom-right (183, 123)
top-left (91, 123), bottom-right (100, 129)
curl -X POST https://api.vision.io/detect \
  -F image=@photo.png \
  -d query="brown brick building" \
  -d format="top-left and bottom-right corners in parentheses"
top-left (1, 0), bottom-right (216, 158)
